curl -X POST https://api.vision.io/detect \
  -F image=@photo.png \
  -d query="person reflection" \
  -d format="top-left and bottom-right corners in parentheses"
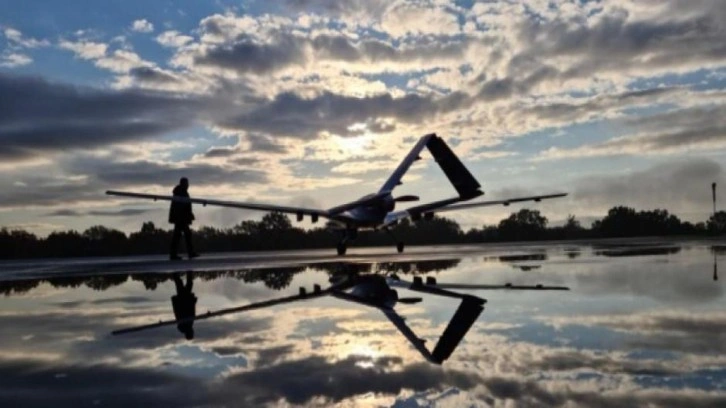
top-left (171, 272), bottom-right (197, 340)
top-left (714, 253), bottom-right (719, 282)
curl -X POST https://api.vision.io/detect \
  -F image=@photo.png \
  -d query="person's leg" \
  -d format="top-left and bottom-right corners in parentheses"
top-left (172, 273), bottom-right (184, 293)
top-left (183, 225), bottom-right (197, 257)
top-left (170, 225), bottom-right (182, 257)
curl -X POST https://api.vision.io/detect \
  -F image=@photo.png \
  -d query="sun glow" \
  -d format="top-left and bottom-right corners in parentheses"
top-left (335, 133), bottom-right (372, 154)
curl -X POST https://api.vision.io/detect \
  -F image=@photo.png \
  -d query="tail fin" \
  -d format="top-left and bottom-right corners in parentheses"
top-left (430, 295), bottom-right (484, 363)
top-left (426, 135), bottom-right (482, 199)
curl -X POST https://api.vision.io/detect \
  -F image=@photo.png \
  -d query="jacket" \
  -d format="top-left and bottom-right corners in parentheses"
top-left (168, 185), bottom-right (195, 225)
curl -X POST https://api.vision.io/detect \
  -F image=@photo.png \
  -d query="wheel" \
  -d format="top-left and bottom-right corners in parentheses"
top-left (397, 242), bottom-right (404, 253)
top-left (337, 243), bottom-right (347, 256)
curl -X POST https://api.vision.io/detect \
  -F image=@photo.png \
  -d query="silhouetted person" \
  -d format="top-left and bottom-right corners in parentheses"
top-left (171, 272), bottom-right (197, 340)
top-left (169, 177), bottom-right (199, 260)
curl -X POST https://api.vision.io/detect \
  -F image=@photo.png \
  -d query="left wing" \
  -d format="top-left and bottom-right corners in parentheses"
top-left (384, 192), bottom-right (568, 225)
top-left (106, 190), bottom-right (331, 221)
top-left (112, 284), bottom-right (336, 336)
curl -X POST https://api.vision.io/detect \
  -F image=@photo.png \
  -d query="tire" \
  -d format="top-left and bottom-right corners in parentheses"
top-left (337, 243), bottom-right (347, 256)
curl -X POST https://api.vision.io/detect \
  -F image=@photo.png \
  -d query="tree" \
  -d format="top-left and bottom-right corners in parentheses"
top-left (708, 211), bottom-right (726, 234)
top-left (498, 209), bottom-right (548, 240)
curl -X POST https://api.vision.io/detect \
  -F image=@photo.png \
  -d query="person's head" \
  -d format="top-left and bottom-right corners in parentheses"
top-left (179, 177), bottom-right (189, 189)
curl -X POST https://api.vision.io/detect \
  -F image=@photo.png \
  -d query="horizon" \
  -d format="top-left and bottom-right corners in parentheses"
top-left (1, 0), bottom-right (725, 236)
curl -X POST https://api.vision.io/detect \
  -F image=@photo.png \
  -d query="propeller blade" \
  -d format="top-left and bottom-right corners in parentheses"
top-left (398, 297), bottom-right (423, 304)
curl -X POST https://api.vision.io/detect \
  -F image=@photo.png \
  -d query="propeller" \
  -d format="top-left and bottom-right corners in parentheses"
top-left (398, 297), bottom-right (423, 304)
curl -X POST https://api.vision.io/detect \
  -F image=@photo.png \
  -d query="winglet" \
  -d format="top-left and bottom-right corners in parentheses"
top-left (430, 295), bottom-right (484, 363)
top-left (425, 135), bottom-right (482, 199)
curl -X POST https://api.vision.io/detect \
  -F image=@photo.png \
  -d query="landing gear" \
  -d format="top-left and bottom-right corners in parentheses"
top-left (336, 228), bottom-right (357, 256)
top-left (337, 242), bottom-right (347, 256)
top-left (385, 227), bottom-right (406, 254)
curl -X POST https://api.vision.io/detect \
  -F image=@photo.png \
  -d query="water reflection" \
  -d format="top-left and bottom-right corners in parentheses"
top-left (0, 241), bottom-right (724, 407)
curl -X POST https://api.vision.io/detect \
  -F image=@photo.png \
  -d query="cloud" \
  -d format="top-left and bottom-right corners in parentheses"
top-left (0, 52), bottom-right (32, 67)
top-left (0, 73), bottom-right (206, 161)
top-left (155, 30), bottom-right (193, 48)
top-left (2, 27), bottom-right (49, 48)
top-left (546, 311), bottom-right (726, 355)
top-left (130, 19), bottom-right (154, 33)
top-left (58, 39), bottom-right (108, 60)
top-left (538, 104), bottom-right (726, 160)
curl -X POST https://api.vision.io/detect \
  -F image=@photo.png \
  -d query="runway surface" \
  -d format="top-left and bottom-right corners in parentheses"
top-left (0, 245), bottom-right (490, 281)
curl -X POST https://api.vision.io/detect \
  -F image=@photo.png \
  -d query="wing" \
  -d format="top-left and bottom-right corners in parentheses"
top-left (431, 283), bottom-right (569, 290)
top-left (112, 285), bottom-right (333, 336)
top-left (385, 192), bottom-right (568, 224)
top-left (378, 133), bottom-right (435, 194)
top-left (430, 192), bottom-right (568, 213)
top-left (106, 190), bottom-right (329, 219)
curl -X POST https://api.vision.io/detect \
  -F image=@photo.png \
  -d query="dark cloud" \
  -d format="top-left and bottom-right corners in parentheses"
top-left (517, 3), bottom-right (726, 79)
top-left (221, 90), bottom-right (467, 138)
top-left (196, 30), bottom-right (468, 75)
top-left (128, 66), bottom-right (180, 84)
top-left (247, 134), bottom-right (287, 153)
top-left (527, 87), bottom-right (680, 123)
top-left (214, 355), bottom-right (479, 405)
top-left (46, 208), bottom-right (153, 217)
top-left (195, 33), bottom-right (307, 74)
top-left (0, 359), bottom-right (204, 408)
top-left (0, 73), bottom-right (205, 161)
top-left (67, 157), bottom-right (267, 187)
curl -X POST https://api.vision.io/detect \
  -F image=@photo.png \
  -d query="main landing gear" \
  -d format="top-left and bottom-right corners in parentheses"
top-left (335, 228), bottom-right (405, 256)
top-left (386, 227), bottom-right (405, 254)
top-left (337, 228), bottom-right (358, 256)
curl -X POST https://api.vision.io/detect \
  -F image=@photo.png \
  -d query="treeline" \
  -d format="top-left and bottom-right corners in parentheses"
top-left (0, 259), bottom-right (461, 297)
top-left (1, 207), bottom-right (725, 259)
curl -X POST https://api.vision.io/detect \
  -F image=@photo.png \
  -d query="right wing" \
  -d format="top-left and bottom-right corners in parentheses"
top-left (389, 275), bottom-right (569, 292)
top-left (384, 192), bottom-right (568, 225)
top-left (429, 193), bottom-right (568, 213)
top-left (106, 190), bottom-right (330, 220)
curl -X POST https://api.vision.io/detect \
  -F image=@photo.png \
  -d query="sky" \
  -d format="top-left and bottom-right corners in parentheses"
top-left (1, 0), bottom-right (726, 235)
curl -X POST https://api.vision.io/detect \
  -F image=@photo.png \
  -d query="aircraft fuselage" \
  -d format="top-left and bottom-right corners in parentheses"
top-left (341, 193), bottom-right (396, 229)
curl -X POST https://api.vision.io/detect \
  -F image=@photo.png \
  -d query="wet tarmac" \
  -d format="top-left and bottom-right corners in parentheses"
top-left (1, 239), bottom-right (725, 407)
